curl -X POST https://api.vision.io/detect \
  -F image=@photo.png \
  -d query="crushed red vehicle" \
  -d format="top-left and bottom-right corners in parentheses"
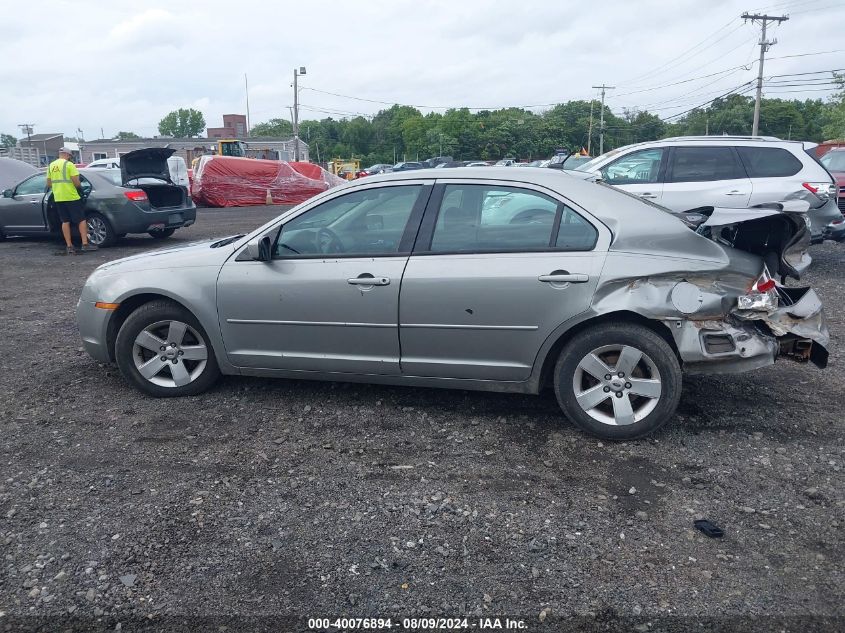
top-left (191, 156), bottom-right (343, 207)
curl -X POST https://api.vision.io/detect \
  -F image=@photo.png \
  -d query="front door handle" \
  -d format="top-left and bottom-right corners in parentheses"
top-left (29, 200), bottom-right (39, 204)
top-left (347, 275), bottom-right (390, 286)
top-left (538, 272), bottom-right (590, 283)
top-left (725, 190), bottom-right (746, 195)
top-left (638, 193), bottom-right (657, 199)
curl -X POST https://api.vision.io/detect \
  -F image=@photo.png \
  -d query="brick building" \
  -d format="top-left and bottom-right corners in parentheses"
top-left (207, 114), bottom-right (248, 139)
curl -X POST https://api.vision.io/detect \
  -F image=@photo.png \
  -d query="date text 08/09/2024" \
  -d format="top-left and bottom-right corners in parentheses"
top-left (307, 618), bottom-right (528, 630)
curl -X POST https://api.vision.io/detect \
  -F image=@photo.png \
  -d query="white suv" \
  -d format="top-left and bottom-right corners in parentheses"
top-left (576, 136), bottom-right (840, 241)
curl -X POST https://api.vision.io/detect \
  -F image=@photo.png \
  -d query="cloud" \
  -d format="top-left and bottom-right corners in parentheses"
top-left (0, 0), bottom-right (842, 140)
top-left (107, 8), bottom-right (179, 48)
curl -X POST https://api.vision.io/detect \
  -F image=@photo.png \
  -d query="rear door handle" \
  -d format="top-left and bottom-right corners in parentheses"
top-left (725, 190), bottom-right (746, 195)
top-left (638, 193), bottom-right (657, 199)
top-left (347, 275), bottom-right (390, 286)
top-left (538, 272), bottom-right (590, 283)
top-left (29, 200), bottom-right (39, 204)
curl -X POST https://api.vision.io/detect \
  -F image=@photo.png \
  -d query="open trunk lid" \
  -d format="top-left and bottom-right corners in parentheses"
top-left (674, 201), bottom-right (811, 281)
top-left (121, 147), bottom-right (175, 185)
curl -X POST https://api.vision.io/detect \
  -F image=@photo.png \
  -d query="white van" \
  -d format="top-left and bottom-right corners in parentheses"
top-left (85, 155), bottom-right (190, 188)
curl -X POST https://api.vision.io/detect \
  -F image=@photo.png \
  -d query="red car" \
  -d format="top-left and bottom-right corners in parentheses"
top-left (819, 148), bottom-right (845, 241)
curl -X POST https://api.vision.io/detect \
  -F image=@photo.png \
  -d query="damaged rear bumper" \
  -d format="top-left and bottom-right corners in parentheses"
top-left (667, 286), bottom-right (829, 374)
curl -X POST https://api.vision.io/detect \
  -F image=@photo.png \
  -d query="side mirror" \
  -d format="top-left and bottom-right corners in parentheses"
top-left (246, 235), bottom-right (272, 261)
top-left (2, 189), bottom-right (12, 198)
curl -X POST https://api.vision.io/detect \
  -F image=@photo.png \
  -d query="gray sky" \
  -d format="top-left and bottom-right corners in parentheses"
top-left (2, 0), bottom-right (843, 139)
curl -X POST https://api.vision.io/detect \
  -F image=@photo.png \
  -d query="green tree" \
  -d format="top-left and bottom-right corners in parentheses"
top-left (1, 133), bottom-right (17, 148)
top-left (821, 72), bottom-right (845, 140)
top-left (115, 131), bottom-right (140, 140)
top-left (158, 108), bottom-right (206, 137)
top-left (250, 118), bottom-right (293, 137)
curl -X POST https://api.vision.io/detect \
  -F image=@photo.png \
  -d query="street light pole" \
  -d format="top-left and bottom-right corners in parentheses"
top-left (293, 66), bottom-right (306, 161)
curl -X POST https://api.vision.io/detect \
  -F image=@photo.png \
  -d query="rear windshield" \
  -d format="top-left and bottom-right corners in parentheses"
top-left (821, 151), bottom-right (845, 171)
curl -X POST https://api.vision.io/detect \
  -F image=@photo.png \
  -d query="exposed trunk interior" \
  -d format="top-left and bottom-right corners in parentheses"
top-left (675, 205), bottom-right (809, 281)
top-left (139, 184), bottom-right (185, 209)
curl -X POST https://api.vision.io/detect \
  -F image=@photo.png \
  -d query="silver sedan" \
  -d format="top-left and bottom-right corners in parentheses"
top-left (77, 168), bottom-right (829, 439)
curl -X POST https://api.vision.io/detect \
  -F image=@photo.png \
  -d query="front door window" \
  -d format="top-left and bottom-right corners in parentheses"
top-left (275, 185), bottom-right (423, 258)
top-left (602, 148), bottom-right (664, 185)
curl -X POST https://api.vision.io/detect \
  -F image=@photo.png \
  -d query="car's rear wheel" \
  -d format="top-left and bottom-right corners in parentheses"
top-left (149, 228), bottom-right (176, 240)
top-left (115, 300), bottom-right (220, 397)
top-left (86, 212), bottom-right (116, 247)
top-left (554, 323), bottom-right (681, 439)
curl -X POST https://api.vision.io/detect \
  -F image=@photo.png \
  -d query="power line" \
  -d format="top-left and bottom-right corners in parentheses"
top-left (662, 82), bottom-right (758, 121)
top-left (617, 19), bottom-right (742, 86)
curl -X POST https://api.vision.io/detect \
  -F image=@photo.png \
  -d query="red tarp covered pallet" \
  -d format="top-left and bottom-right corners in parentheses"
top-left (192, 155), bottom-right (344, 207)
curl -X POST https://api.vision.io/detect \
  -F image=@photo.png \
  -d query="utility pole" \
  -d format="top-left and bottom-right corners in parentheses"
top-left (293, 66), bottom-right (306, 161)
top-left (591, 85), bottom-right (614, 155)
top-left (587, 98), bottom-right (594, 155)
top-left (742, 12), bottom-right (788, 136)
top-left (18, 123), bottom-right (34, 144)
top-left (245, 73), bottom-right (251, 138)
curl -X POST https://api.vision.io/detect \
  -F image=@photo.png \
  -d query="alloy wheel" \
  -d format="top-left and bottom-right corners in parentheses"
top-left (572, 344), bottom-right (662, 426)
top-left (131, 320), bottom-right (209, 388)
top-left (87, 216), bottom-right (108, 246)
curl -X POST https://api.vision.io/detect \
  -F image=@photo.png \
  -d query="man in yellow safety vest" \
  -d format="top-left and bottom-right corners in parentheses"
top-left (47, 147), bottom-right (96, 254)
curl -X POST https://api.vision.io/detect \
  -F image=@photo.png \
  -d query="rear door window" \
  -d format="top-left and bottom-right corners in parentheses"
top-left (428, 184), bottom-right (597, 253)
top-left (737, 147), bottom-right (803, 177)
top-left (667, 147), bottom-right (746, 182)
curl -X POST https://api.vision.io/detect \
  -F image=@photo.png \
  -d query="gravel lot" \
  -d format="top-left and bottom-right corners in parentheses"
top-left (0, 205), bottom-right (842, 632)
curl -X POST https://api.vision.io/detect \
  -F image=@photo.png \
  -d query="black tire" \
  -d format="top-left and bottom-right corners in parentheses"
top-left (553, 322), bottom-right (682, 440)
top-left (115, 300), bottom-right (220, 397)
top-left (149, 228), bottom-right (176, 240)
top-left (86, 212), bottom-right (116, 247)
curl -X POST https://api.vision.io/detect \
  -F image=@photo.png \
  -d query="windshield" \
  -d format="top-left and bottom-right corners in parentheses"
top-left (563, 156), bottom-right (591, 169)
top-left (821, 151), bottom-right (845, 171)
top-left (575, 147), bottom-right (626, 172)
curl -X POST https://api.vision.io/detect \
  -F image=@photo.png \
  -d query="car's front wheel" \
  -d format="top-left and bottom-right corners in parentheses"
top-left (115, 300), bottom-right (220, 397)
top-left (554, 323), bottom-right (682, 439)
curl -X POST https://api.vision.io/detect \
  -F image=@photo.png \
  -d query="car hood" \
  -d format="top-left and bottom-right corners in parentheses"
top-left (121, 147), bottom-right (175, 184)
top-left (92, 237), bottom-right (237, 275)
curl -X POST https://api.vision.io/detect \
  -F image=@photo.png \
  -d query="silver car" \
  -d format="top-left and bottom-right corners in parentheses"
top-left (77, 168), bottom-right (829, 439)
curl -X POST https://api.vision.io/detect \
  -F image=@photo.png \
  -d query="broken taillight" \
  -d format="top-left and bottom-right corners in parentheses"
top-left (738, 269), bottom-right (779, 312)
